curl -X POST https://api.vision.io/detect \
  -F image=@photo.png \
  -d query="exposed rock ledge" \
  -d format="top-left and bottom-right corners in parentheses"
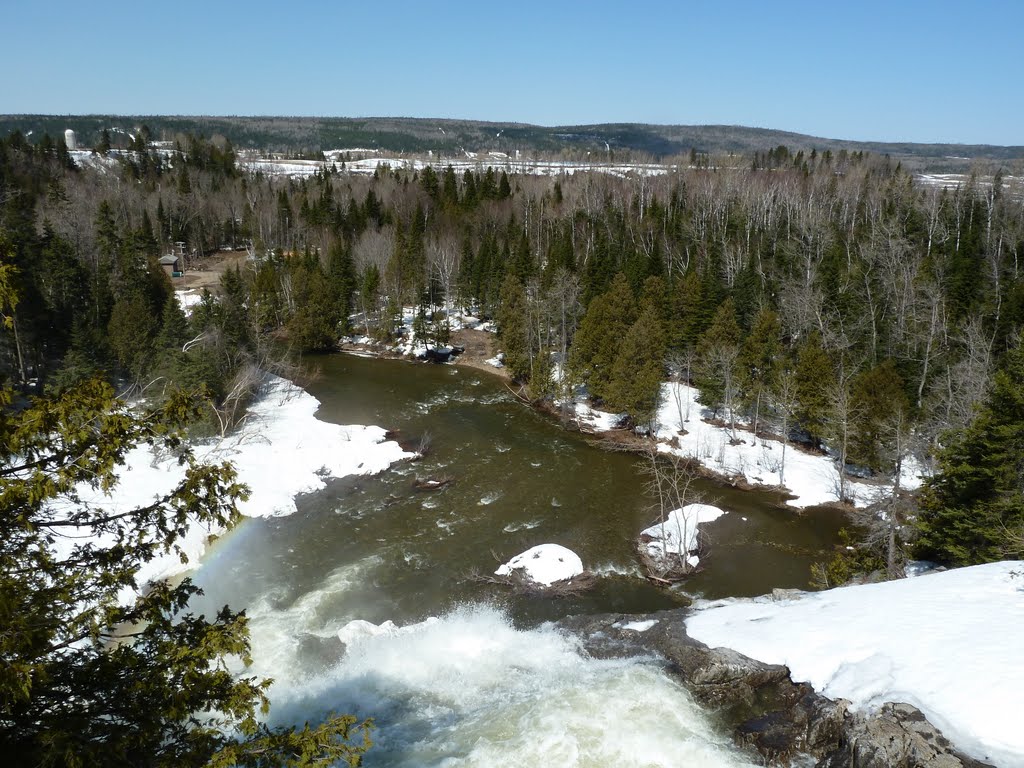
top-left (556, 609), bottom-right (992, 768)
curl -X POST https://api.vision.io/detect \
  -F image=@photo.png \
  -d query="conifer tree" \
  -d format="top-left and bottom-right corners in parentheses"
top-left (738, 307), bottom-right (781, 434)
top-left (605, 308), bottom-right (667, 426)
top-left (695, 298), bottom-right (741, 417)
top-left (849, 359), bottom-right (910, 471)
top-left (288, 258), bottom-right (338, 352)
top-left (794, 331), bottom-right (834, 444)
top-left (915, 342), bottom-right (1024, 565)
top-left (0, 380), bottom-right (371, 766)
top-left (569, 273), bottom-right (637, 401)
top-left (496, 273), bottom-right (530, 381)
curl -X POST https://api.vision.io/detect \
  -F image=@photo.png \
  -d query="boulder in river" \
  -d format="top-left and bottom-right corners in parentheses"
top-left (495, 544), bottom-right (584, 587)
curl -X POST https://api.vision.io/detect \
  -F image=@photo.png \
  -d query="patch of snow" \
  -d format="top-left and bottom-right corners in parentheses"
top-left (174, 289), bottom-right (204, 315)
top-left (574, 401), bottom-right (625, 432)
top-left (640, 504), bottom-right (727, 569)
top-left (615, 619), bottom-right (659, 633)
top-left (686, 561), bottom-right (1024, 767)
top-left (495, 543), bottom-right (584, 586)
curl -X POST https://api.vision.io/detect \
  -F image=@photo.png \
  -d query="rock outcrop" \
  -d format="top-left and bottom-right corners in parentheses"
top-left (557, 609), bottom-right (991, 767)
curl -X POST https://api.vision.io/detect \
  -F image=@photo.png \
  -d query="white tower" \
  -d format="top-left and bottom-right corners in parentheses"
top-left (64, 129), bottom-right (77, 150)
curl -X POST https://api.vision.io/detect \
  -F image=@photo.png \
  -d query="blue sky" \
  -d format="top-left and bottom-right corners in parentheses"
top-left (4, 0), bottom-right (1021, 145)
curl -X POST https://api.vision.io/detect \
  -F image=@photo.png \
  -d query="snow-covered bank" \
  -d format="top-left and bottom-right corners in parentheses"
top-left (686, 561), bottom-right (1024, 767)
top-left (577, 381), bottom-right (924, 509)
top-left (65, 374), bottom-right (414, 596)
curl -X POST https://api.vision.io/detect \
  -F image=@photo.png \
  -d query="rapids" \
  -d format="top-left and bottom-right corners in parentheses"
top-left (187, 354), bottom-right (848, 765)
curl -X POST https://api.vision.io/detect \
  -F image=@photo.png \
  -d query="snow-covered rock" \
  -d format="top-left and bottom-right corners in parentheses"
top-left (686, 561), bottom-right (1024, 767)
top-left (495, 544), bottom-right (584, 586)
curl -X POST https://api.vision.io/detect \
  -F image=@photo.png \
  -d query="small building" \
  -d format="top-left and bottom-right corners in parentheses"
top-left (159, 254), bottom-right (181, 277)
top-left (160, 242), bottom-right (188, 277)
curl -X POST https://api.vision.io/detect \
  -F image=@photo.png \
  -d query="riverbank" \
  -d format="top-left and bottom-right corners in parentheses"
top-left (60, 374), bottom-right (415, 603)
top-left (339, 322), bottom-right (918, 512)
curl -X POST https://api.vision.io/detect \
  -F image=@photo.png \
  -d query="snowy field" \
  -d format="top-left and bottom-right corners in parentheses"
top-left (916, 171), bottom-right (1022, 191)
top-left (57, 374), bottom-right (414, 600)
top-left (686, 561), bottom-right (1024, 767)
top-left (241, 153), bottom-right (674, 180)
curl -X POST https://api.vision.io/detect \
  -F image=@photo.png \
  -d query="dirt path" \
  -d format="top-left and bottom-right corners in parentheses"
top-left (174, 250), bottom-right (249, 293)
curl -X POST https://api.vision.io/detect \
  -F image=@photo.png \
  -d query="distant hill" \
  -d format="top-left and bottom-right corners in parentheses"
top-left (2, 115), bottom-right (1021, 172)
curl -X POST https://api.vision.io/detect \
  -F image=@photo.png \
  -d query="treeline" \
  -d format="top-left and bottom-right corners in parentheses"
top-left (1, 129), bottom-right (1022, 563)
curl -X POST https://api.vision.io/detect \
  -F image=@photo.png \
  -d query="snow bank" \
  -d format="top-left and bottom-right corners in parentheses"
top-left (63, 374), bottom-right (413, 596)
top-left (653, 382), bottom-right (925, 509)
top-left (686, 561), bottom-right (1024, 767)
top-left (574, 401), bottom-right (625, 432)
top-left (640, 504), bottom-right (727, 569)
top-left (495, 544), bottom-right (584, 586)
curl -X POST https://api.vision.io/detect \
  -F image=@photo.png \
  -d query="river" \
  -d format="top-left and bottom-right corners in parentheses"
top-left (188, 354), bottom-right (848, 766)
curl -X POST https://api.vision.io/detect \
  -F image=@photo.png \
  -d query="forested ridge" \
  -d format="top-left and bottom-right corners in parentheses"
top-left (4, 114), bottom-right (1023, 169)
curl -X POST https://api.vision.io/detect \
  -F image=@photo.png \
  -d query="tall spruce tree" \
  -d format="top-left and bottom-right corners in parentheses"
top-left (569, 273), bottom-right (637, 401)
top-left (794, 332), bottom-right (834, 444)
top-left (605, 308), bottom-right (667, 425)
top-left (695, 298), bottom-right (741, 416)
top-left (496, 274), bottom-right (530, 381)
top-left (738, 307), bottom-right (781, 434)
top-left (915, 343), bottom-right (1024, 565)
top-left (849, 359), bottom-right (910, 472)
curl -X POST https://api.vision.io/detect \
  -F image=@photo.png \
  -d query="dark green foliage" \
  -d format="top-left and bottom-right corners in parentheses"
top-left (915, 344), bottom-right (1024, 565)
top-left (605, 308), bottom-right (667, 425)
top-left (695, 298), bottom-right (741, 414)
top-left (738, 307), bottom-right (781, 431)
top-left (0, 381), bottom-right (371, 766)
top-left (108, 291), bottom-right (160, 377)
top-left (849, 359), bottom-right (910, 471)
top-left (287, 257), bottom-right (339, 352)
top-left (496, 274), bottom-right (530, 381)
top-left (672, 270), bottom-right (714, 350)
top-left (794, 333), bottom-right (834, 443)
top-left (569, 273), bottom-right (637, 401)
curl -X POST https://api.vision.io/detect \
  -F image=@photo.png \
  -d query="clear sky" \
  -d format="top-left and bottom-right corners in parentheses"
top-left (4, 0), bottom-right (1021, 145)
